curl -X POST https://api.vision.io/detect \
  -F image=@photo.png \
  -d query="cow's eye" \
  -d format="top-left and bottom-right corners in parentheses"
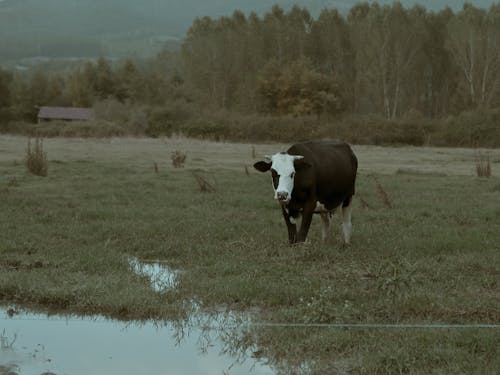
top-left (290, 172), bottom-right (295, 178)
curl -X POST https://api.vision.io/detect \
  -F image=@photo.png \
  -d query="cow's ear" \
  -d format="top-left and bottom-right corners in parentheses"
top-left (253, 161), bottom-right (271, 172)
top-left (294, 159), bottom-right (312, 171)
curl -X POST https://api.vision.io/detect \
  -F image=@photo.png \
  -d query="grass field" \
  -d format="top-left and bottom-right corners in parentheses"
top-left (1, 135), bottom-right (499, 373)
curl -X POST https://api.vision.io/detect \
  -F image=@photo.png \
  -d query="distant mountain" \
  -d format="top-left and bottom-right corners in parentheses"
top-left (0, 0), bottom-right (498, 63)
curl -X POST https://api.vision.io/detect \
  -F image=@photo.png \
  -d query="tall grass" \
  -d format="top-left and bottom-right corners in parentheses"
top-left (192, 172), bottom-right (217, 192)
top-left (171, 150), bottom-right (187, 168)
top-left (373, 176), bottom-right (393, 208)
top-left (475, 151), bottom-right (492, 177)
top-left (25, 137), bottom-right (48, 176)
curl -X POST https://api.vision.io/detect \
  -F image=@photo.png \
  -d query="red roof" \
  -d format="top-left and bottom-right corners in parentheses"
top-left (38, 106), bottom-right (95, 121)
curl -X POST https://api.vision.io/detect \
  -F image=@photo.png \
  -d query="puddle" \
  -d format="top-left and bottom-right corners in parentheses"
top-left (128, 257), bottom-right (180, 292)
top-left (0, 308), bottom-right (274, 375)
top-left (0, 259), bottom-right (275, 374)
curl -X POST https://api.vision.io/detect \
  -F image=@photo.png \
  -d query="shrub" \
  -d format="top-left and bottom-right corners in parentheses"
top-left (440, 109), bottom-right (500, 147)
top-left (0, 108), bottom-right (13, 128)
top-left (145, 101), bottom-right (192, 137)
top-left (475, 151), bottom-right (491, 177)
top-left (315, 114), bottom-right (430, 146)
top-left (171, 150), bottom-right (186, 168)
top-left (25, 137), bottom-right (48, 176)
top-left (2, 101), bottom-right (499, 148)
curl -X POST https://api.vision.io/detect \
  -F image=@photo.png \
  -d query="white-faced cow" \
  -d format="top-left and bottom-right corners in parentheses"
top-left (254, 140), bottom-right (358, 244)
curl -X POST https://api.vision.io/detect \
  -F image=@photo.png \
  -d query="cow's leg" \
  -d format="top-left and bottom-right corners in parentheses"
top-left (342, 196), bottom-right (353, 244)
top-left (297, 201), bottom-right (316, 243)
top-left (320, 212), bottom-right (330, 241)
top-left (281, 207), bottom-right (297, 244)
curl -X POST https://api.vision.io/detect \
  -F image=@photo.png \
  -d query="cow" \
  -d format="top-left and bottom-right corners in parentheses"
top-left (254, 140), bottom-right (358, 244)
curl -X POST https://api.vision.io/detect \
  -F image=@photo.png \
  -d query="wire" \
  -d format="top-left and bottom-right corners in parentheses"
top-left (2, 316), bottom-right (499, 329)
top-left (239, 322), bottom-right (500, 329)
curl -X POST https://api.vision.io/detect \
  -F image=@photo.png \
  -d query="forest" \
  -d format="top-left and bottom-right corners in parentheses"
top-left (0, 2), bottom-right (499, 147)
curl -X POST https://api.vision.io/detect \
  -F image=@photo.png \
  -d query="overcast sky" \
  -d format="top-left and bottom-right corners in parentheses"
top-left (1, 0), bottom-right (498, 62)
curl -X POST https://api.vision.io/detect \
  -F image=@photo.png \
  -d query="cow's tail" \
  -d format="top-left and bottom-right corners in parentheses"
top-left (350, 146), bottom-right (358, 196)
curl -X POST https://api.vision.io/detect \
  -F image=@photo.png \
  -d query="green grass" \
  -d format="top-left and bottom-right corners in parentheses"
top-left (0, 137), bottom-right (499, 373)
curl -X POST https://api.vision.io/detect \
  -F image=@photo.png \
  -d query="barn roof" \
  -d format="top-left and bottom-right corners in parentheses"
top-left (38, 106), bottom-right (95, 121)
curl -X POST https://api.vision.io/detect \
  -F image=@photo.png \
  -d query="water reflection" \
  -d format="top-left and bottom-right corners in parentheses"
top-left (0, 308), bottom-right (274, 375)
top-left (128, 257), bottom-right (180, 292)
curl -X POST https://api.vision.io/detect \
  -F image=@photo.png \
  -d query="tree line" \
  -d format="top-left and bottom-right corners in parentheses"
top-left (182, 2), bottom-right (500, 118)
top-left (0, 2), bottom-right (499, 145)
top-left (0, 53), bottom-right (182, 123)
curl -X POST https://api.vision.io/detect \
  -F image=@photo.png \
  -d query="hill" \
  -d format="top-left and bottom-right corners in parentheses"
top-left (0, 0), bottom-right (498, 62)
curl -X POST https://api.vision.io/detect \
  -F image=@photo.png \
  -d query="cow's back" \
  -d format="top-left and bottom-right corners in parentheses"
top-left (288, 140), bottom-right (357, 208)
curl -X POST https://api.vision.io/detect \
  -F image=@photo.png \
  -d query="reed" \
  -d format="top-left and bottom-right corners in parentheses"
top-left (475, 151), bottom-right (491, 177)
top-left (25, 137), bottom-right (48, 177)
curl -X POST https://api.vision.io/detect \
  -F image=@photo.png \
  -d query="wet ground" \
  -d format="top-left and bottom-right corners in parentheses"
top-left (0, 258), bottom-right (274, 375)
top-left (0, 308), bottom-right (273, 375)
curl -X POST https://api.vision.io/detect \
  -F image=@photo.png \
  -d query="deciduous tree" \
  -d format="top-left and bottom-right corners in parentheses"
top-left (446, 3), bottom-right (500, 108)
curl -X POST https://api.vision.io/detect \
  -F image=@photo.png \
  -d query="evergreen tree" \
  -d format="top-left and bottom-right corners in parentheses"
top-left (115, 59), bottom-right (141, 102)
top-left (95, 57), bottom-right (116, 100)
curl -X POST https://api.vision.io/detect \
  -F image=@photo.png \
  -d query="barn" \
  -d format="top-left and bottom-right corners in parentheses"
top-left (37, 106), bottom-right (95, 123)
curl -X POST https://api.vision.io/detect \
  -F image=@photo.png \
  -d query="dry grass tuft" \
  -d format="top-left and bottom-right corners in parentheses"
top-left (357, 194), bottom-right (371, 209)
top-left (374, 176), bottom-right (393, 208)
top-left (25, 137), bottom-right (48, 177)
top-left (193, 172), bottom-right (217, 193)
top-left (475, 150), bottom-right (491, 177)
top-left (171, 150), bottom-right (186, 168)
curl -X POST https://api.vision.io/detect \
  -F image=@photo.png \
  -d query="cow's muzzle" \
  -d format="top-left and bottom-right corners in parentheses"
top-left (277, 191), bottom-right (289, 204)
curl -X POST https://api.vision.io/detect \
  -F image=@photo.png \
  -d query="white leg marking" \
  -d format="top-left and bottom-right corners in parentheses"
top-left (342, 200), bottom-right (353, 244)
top-left (320, 212), bottom-right (329, 241)
top-left (314, 202), bottom-right (326, 213)
top-left (289, 216), bottom-right (296, 225)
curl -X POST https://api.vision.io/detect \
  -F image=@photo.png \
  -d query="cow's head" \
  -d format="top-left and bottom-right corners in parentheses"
top-left (254, 153), bottom-right (310, 205)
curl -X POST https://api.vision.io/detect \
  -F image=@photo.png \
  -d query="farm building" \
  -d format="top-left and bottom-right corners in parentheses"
top-left (37, 106), bottom-right (95, 123)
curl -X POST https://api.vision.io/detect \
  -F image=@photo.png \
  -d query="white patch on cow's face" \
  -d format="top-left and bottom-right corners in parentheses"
top-left (268, 153), bottom-right (303, 204)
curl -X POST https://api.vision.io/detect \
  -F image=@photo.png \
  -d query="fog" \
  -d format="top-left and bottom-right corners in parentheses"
top-left (0, 0), bottom-right (497, 62)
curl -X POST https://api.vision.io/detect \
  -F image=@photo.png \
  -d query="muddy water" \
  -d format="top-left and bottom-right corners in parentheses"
top-left (0, 308), bottom-right (273, 375)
